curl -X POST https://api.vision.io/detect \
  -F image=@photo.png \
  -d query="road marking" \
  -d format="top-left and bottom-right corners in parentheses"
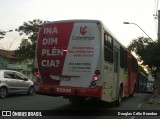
top-left (130, 103), bottom-right (142, 119)
top-left (138, 104), bottom-right (142, 109)
top-left (130, 116), bottom-right (135, 119)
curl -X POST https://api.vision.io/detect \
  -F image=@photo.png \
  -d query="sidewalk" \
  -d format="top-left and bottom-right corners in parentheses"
top-left (147, 95), bottom-right (160, 104)
top-left (132, 94), bottom-right (160, 119)
top-left (141, 94), bottom-right (160, 110)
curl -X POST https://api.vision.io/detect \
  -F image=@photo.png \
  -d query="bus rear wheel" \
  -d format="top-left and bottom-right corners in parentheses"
top-left (116, 87), bottom-right (123, 106)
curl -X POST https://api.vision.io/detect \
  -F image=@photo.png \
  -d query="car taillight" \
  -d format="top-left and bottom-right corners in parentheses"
top-left (36, 73), bottom-right (40, 78)
top-left (35, 73), bottom-right (42, 84)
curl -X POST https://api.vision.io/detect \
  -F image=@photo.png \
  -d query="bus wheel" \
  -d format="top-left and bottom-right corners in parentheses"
top-left (116, 87), bottom-right (123, 106)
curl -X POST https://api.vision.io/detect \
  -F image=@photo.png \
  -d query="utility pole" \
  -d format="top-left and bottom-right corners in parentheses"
top-left (156, 10), bottom-right (160, 95)
top-left (158, 10), bottom-right (160, 42)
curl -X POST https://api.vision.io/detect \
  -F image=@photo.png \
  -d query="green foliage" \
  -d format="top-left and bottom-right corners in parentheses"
top-left (138, 65), bottom-right (148, 76)
top-left (128, 37), bottom-right (160, 77)
top-left (0, 30), bottom-right (13, 39)
top-left (15, 19), bottom-right (49, 60)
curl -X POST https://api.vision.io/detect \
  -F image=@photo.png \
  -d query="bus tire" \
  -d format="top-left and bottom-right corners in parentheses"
top-left (116, 86), bottom-right (123, 106)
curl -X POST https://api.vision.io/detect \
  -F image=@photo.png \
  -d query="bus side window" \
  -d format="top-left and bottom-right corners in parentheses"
top-left (120, 46), bottom-right (129, 72)
top-left (120, 46), bottom-right (125, 69)
top-left (104, 34), bottom-right (113, 63)
top-left (124, 50), bottom-right (128, 71)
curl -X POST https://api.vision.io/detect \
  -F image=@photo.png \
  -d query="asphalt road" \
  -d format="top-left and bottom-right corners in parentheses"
top-left (0, 93), bottom-right (159, 119)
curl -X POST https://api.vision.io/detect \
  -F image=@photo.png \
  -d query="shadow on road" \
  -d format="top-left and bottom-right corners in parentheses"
top-left (0, 93), bottom-right (35, 100)
top-left (43, 99), bottom-right (119, 116)
top-left (43, 93), bottom-right (152, 116)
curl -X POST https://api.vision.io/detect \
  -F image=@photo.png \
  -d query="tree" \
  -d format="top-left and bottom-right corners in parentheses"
top-left (0, 30), bottom-right (5, 39)
top-left (128, 37), bottom-right (160, 78)
top-left (15, 19), bottom-right (49, 60)
top-left (0, 30), bottom-right (13, 40)
top-left (138, 65), bottom-right (148, 76)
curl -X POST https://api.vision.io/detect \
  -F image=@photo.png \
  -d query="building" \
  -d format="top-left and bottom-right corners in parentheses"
top-left (0, 49), bottom-right (34, 80)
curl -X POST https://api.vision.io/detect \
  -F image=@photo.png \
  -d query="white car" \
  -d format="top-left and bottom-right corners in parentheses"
top-left (0, 70), bottom-right (34, 98)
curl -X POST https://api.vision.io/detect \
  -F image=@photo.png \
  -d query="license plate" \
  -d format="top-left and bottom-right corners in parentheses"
top-left (60, 76), bottom-right (70, 81)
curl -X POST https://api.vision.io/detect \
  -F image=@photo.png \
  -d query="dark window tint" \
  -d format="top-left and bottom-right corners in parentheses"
top-left (120, 46), bottom-right (125, 68)
top-left (15, 72), bottom-right (27, 81)
top-left (104, 34), bottom-right (113, 63)
top-left (114, 49), bottom-right (118, 73)
top-left (4, 72), bottom-right (15, 79)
